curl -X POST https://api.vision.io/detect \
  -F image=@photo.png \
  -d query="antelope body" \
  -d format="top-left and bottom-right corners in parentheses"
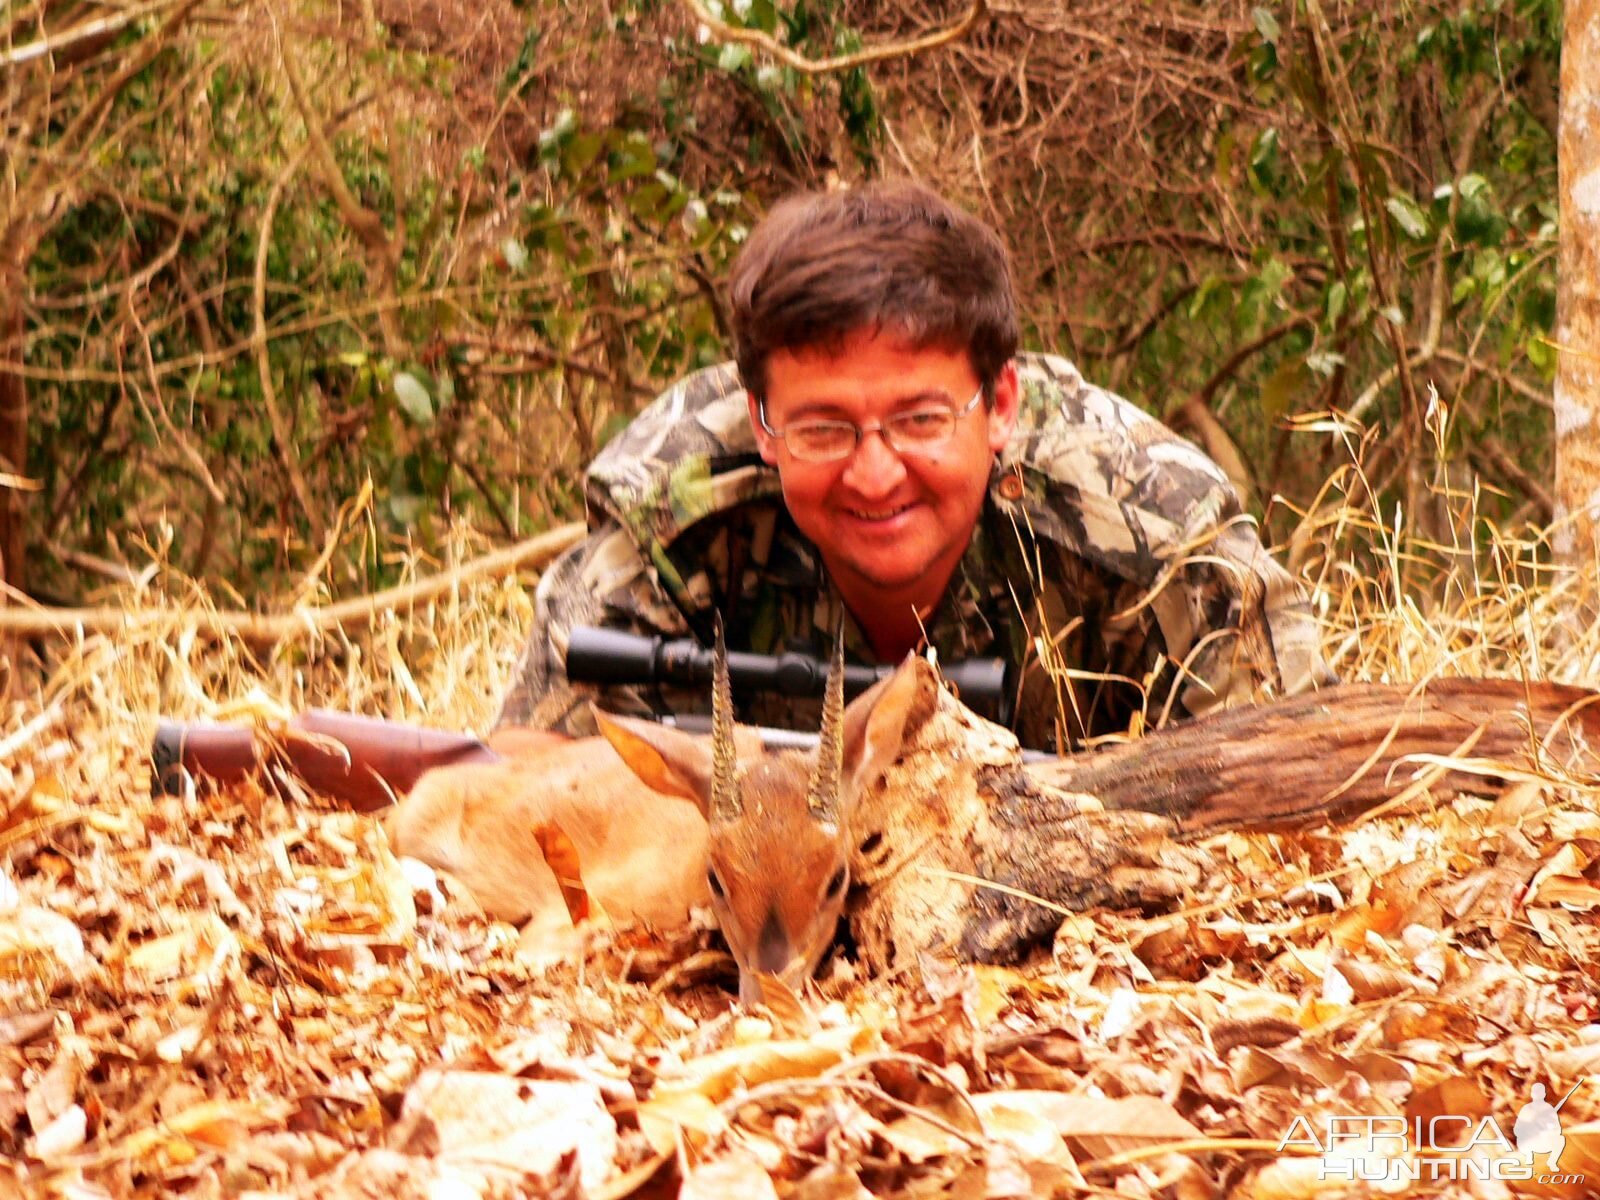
top-left (387, 630), bottom-right (913, 1004)
top-left (382, 737), bottom-right (719, 953)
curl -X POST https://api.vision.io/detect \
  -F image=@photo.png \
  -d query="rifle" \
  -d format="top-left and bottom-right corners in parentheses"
top-left (151, 629), bottom-right (1016, 806)
top-left (566, 626), bottom-right (1013, 724)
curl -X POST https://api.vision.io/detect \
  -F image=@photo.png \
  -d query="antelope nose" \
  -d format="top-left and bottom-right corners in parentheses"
top-left (751, 907), bottom-right (794, 978)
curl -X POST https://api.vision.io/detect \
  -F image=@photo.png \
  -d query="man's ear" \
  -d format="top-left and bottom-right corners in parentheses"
top-left (986, 361), bottom-right (1021, 453)
top-left (593, 707), bottom-right (715, 818)
top-left (747, 392), bottom-right (780, 466)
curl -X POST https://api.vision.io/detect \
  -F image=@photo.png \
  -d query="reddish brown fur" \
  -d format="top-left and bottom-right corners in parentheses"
top-left (387, 659), bottom-right (923, 1002)
top-left (596, 660), bottom-right (919, 1005)
top-left (702, 754), bottom-right (850, 1003)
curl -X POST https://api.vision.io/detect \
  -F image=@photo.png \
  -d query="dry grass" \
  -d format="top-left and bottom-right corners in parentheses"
top-left (4, 434), bottom-right (1600, 1197)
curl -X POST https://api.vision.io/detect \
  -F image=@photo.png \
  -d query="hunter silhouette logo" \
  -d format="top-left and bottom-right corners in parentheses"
top-left (1514, 1081), bottom-right (1582, 1171)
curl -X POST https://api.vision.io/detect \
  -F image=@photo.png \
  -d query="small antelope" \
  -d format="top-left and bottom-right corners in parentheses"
top-left (387, 626), bottom-right (912, 1005)
top-left (596, 627), bottom-right (910, 1004)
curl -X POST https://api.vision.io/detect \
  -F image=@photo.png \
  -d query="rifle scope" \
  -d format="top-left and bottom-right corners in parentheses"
top-left (565, 626), bottom-right (1012, 725)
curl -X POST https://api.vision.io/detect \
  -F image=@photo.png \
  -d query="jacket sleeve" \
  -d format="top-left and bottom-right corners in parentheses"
top-left (1011, 357), bottom-right (1335, 727)
top-left (1154, 513), bottom-right (1336, 721)
top-left (493, 521), bottom-right (689, 735)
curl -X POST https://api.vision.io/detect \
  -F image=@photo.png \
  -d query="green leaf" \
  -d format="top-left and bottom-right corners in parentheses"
top-left (717, 43), bottom-right (752, 73)
top-left (562, 132), bottom-right (603, 177)
top-left (1214, 129), bottom-right (1235, 180)
top-left (1248, 127), bottom-right (1280, 192)
top-left (1525, 335), bottom-right (1556, 373)
top-left (1188, 274), bottom-right (1229, 320)
top-left (537, 108), bottom-right (577, 160)
top-left (608, 133), bottom-right (657, 182)
top-left (393, 372), bottom-right (434, 424)
top-left (1252, 7), bottom-right (1281, 44)
top-left (680, 197), bottom-right (709, 235)
top-left (1326, 280), bottom-right (1348, 325)
top-left (1384, 194), bottom-right (1430, 240)
top-left (1251, 41), bottom-right (1278, 83)
top-left (388, 491), bottom-right (425, 525)
top-left (1520, 285), bottom-right (1556, 333)
top-left (1258, 358), bottom-right (1308, 421)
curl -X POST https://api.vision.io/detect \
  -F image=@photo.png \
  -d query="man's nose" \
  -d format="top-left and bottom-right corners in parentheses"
top-left (840, 428), bottom-right (907, 497)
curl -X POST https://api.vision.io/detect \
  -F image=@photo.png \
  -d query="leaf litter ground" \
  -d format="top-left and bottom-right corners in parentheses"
top-left (4, 510), bottom-right (1600, 1199)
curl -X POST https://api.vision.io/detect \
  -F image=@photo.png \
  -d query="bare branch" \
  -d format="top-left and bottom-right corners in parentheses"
top-left (1, 0), bottom-right (178, 68)
top-left (0, 523), bottom-right (585, 643)
top-left (680, 0), bottom-right (987, 75)
top-left (253, 143), bottom-right (326, 546)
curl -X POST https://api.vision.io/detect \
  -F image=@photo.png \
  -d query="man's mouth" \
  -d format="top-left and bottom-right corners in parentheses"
top-left (847, 503), bottom-right (914, 521)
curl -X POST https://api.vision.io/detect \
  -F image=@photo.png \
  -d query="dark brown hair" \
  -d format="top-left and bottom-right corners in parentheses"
top-left (727, 181), bottom-right (1019, 402)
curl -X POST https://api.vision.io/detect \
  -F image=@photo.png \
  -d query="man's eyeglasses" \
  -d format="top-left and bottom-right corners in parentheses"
top-left (757, 386), bottom-right (984, 464)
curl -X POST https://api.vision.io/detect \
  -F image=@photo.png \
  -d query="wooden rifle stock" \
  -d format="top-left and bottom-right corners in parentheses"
top-left (152, 710), bottom-right (503, 811)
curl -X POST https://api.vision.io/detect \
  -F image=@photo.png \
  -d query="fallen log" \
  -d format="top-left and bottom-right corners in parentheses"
top-left (1028, 677), bottom-right (1600, 833)
top-left (844, 667), bottom-right (1600, 974)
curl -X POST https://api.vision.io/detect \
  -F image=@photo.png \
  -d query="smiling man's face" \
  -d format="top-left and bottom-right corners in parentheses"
top-left (749, 327), bottom-right (1019, 625)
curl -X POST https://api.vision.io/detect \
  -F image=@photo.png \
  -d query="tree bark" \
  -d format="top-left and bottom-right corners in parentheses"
top-left (1555, 0), bottom-right (1600, 612)
top-left (846, 667), bottom-right (1600, 971)
top-left (0, 278), bottom-right (27, 696)
top-left (1026, 678), bottom-right (1600, 833)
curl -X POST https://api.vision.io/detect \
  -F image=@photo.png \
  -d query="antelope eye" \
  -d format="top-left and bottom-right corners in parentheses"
top-left (826, 867), bottom-right (847, 898)
top-left (707, 869), bottom-right (726, 900)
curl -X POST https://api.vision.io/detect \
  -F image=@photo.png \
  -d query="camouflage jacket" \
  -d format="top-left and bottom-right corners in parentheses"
top-left (495, 354), bottom-right (1333, 751)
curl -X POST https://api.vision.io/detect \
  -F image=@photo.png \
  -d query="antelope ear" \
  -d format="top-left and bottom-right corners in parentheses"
top-left (593, 708), bottom-right (715, 818)
top-left (841, 654), bottom-right (937, 802)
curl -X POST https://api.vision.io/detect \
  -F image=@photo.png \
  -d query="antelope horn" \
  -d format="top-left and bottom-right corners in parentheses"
top-left (806, 625), bottom-right (846, 822)
top-left (710, 614), bottom-right (741, 824)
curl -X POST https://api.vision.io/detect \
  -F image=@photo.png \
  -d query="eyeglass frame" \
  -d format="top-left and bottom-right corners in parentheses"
top-left (755, 384), bottom-right (987, 463)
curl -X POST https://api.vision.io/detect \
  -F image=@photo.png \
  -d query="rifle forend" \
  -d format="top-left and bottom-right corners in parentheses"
top-left (566, 625), bottom-right (1013, 725)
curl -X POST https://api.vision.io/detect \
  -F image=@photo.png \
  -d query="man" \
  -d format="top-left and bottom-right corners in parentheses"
top-left (496, 182), bottom-right (1332, 752)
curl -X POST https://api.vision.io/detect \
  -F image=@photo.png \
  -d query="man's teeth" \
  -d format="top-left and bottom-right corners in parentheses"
top-left (851, 505), bottom-right (911, 519)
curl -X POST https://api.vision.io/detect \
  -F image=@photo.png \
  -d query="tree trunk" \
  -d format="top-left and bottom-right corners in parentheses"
top-left (0, 280), bottom-right (27, 696)
top-left (846, 666), bottom-right (1600, 972)
top-left (1555, 0), bottom-right (1600, 613)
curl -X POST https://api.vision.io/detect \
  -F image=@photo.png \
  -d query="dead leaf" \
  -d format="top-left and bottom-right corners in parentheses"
top-left (875, 1112), bottom-right (970, 1163)
top-left (534, 820), bottom-right (592, 924)
top-left (975, 1090), bottom-right (1199, 1162)
top-left (1527, 875), bottom-right (1600, 911)
top-left (391, 1071), bottom-right (617, 1193)
top-left (0, 904), bottom-right (87, 988)
top-left (636, 1088), bottom-right (729, 1154)
top-left (0, 1011), bottom-right (53, 1047)
top-left (655, 1024), bottom-right (874, 1105)
top-left (971, 1091), bottom-right (1079, 1165)
top-left (752, 973), bottom-right (815, 1038)
top-left (680, 1149), bottom-right (779, 1200)
top-left (1405, 1073), bottom-right (1492, 1129)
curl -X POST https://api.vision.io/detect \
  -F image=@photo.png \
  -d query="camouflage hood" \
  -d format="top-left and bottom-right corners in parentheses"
top-left (586, 353), bottom-right (1240, 603)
